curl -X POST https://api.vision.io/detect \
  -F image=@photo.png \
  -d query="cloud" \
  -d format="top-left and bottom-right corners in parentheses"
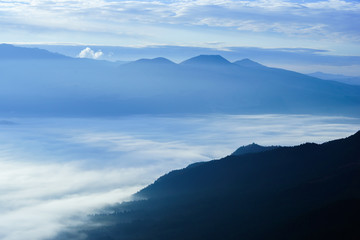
top-left (0, 115), bottom-right (359, 240)
top-left (303, 0), bottom-right (360, 10)
top-left (1, 0), bottom-right (360, 51)
top-left (0, 120), bottom-right (16, 125)
top-left (78, 47), bottom-right (103, 59)
top-left (0, 157), bottom-right (148, 240)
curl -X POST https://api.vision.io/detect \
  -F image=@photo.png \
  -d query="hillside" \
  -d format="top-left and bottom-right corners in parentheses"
top-left (59, 131), bottom-right (360, 240)
top-left (231, 143), bottom-right (279, 156)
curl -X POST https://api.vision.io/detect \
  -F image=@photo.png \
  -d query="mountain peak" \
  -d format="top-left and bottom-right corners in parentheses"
top-left (180, 55), bottom-right (231, 66)
top-left (231, 143), bottom-right (279, 156)
top-left (132, 57), bottom-right (175, 65)
top-left (234, 58), bottom-right (265, 68)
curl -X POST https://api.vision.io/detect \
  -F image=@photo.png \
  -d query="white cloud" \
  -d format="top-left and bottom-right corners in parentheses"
top-left (1, 0), bottom-right (360, 48)
top-left (0, 157), bottom-right (148, 240)
top-left (78, 47), bottom-right (103, 59)
top-left (303, 0), bottom-right (360, 10)
top-left (0, 115), bottom-right (359, 240)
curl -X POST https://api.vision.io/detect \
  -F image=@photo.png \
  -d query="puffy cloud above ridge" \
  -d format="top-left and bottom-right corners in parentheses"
top-left (78, 47), bottom-right (103, 59)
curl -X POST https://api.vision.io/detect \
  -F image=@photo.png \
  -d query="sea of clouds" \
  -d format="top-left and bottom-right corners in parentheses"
top-left (0, 114), bottom-right (359, 240)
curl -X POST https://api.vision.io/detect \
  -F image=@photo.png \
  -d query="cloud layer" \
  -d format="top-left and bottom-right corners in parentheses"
top-left (0, 159), bottom-right (144, 240)
top-left (1, 1), bottom-right (360, 54)
top-left (0, 114), bottom-right (359, 240)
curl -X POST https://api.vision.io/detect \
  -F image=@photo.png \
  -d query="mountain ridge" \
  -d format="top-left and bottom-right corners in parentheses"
top-left (231, 143), bottom-right (280, 156)
top-left (233, 58), bottom-right (266, 68)
top-left (180, 54), bottom-right (232, 66)
top-left (0, 44), bottom-right (70, 59)
top-left (308, 71), bottom-right (360, 86)
top-left (130, 57), bottom-right (176, 65)
top-left (1, 44), bottom-right (360, 117)
top-left (61, 130), bottom-right (360, 240)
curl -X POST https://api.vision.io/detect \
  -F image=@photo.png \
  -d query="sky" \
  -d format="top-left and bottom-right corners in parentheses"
top-left (0, 0), bottom-right (359, 53)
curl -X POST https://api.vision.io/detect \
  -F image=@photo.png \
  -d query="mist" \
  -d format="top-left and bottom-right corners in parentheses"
top-left (0, 114), bottom-right (359, 240)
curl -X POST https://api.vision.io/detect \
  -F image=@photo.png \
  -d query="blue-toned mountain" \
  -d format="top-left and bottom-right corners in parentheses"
top-left (308, 71), bottom-right (360, 86)
top-left (234, 58), bottom-right (266, 68)
top-left (0, 44), bottom-right (69, 59)
top-left (1, 44), bottom-right (360, 117)
top-left (180, 54), bottom-right (232, 66)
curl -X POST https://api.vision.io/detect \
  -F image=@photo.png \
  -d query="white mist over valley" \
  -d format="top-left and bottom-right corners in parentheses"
top-left (0, 115), bottom-right (359, 240)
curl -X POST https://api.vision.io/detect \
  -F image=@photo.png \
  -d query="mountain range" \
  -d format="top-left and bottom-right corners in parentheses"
top-left (1, 44), bottom-right (360, 117)
top-left (0, 44), bottom-right (70, 59)
top-left (308, 72), bottom-right (360, 86)
top-left (56, 131), bottom-right (360, 240)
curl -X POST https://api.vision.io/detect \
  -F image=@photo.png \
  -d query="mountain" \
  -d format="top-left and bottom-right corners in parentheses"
top-left (130, 57), bottom-right (176, 65)
top-left (180, 54), bottom-right (232, 66)
top-left (61, 131), bottom-right (360, 240)
top-left (308, 71), bottom-right (360, 86)
top-left (308, 71), bottom-right (352, 80)
top-left (0, 44), bottom-right (69, 59)
top-left (233, 58), bottom-right (265, 68)
top-left (231, 143), bottom-right (279, 156)
top-left (1, 44), bottom-right (360, 117)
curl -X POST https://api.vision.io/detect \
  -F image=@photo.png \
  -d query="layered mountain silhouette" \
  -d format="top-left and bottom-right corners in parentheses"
top-left (57, 131), bottom-right (360, 240)
top-left (0, 44), bottom-right (69, 59)
top-left (130, 57), bottom-right (176, 66)
top-left (234, 58), bottom-right (266, 68)
top-left (180, 54), bottom-right (232, 66)
top-left (1, 44), bottom-right (360, 117)
top-left (308, 71), bottom-right (360, 86)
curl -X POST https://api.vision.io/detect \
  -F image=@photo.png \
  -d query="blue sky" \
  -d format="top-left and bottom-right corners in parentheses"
top-left (1, 0), bottom-right (359, 52)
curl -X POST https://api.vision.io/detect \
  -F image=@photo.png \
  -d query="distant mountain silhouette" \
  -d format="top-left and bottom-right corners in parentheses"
top-left (308, 72), bottom-right (360, 86)
top-left (309, 71), bottom-right (351, 80)
top-left (0, 44), bottom-right (69, 59)
top-left (61, 131), bottom-right (360, 240)
top-left (231, 143), bottom-right (279, 156)
top-left (1, 44), bottom-right (360, 117)
top-left (180, 54), bottom-right (232, 66)
top-left (233, 58), bottom-right (266, 68)
top-left (130, 57), bottom-right (176, 65)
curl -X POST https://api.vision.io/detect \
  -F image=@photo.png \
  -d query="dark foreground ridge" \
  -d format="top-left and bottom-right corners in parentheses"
top-left (57, 131), bottom-right (360, 240)
top-left (231, 143), bottom-right (279, 156)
